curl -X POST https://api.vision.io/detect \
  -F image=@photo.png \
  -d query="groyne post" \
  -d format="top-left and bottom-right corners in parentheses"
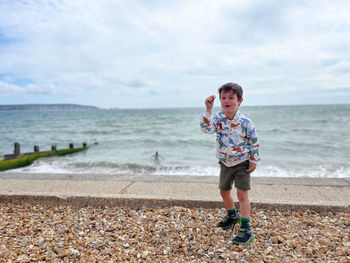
top-left (14, 143), bottom-right (20, 156)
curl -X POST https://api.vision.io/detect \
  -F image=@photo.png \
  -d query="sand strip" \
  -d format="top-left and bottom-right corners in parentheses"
top-left (0, 174), bottom-right (349, 212)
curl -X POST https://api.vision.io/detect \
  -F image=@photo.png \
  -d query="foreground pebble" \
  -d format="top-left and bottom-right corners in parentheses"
top-left (0, 203), bottom-right (349, 262)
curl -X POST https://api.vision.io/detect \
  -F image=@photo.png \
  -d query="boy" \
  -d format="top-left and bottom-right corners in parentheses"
top-left (200, 82), bottom-right (260, 245)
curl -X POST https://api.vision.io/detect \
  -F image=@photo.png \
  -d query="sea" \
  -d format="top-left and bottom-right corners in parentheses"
top-left (0, 104), bottom-right (349, 178)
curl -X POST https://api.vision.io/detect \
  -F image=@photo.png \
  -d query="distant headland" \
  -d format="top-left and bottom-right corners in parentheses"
top-left (0, 104), bottom-right (99, 111)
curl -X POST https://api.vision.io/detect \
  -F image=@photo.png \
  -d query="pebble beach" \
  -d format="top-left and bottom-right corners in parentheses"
top-left (1, 203), bottom-right (349, 262)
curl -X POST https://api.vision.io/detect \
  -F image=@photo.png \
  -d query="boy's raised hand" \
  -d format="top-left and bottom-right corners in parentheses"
top-left (205, 95), bottom-right (216, 113)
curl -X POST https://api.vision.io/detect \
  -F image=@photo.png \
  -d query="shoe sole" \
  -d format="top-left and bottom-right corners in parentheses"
top-left (232, 234), bottom-right (255, 246)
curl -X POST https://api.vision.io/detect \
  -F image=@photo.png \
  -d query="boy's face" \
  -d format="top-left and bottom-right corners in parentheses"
top-left (220, 90), bottom-right (243, 116)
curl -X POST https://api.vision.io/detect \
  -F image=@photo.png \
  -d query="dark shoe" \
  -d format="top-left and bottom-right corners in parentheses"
top-left (232, 228), bottom-right (255, 246)
top-left (217, 213), bottom-right (241, 230)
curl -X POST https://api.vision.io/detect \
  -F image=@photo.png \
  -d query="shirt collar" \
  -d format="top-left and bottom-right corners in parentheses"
top-left (219, 109), bottom-right (241, 120)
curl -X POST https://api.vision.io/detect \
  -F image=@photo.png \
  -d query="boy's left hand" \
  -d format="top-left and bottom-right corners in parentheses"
top-left (246, 162), bottom-right (256, 173)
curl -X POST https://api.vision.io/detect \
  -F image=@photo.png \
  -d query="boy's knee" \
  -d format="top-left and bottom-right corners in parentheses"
top-left (220, 189), bottom-right (231, 198)
top-left (237, 189), bottom-right (249, 201)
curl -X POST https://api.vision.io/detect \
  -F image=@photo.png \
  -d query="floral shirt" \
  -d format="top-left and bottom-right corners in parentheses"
top-left (200, 110), bottom-right (260, 167)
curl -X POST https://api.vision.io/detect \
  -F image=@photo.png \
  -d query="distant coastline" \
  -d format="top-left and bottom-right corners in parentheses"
top-left (0, 104), bottom-right (99, 111)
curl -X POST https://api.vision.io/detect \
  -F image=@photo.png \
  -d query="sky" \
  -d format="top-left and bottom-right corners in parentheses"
top-left (0, 0), bottom-right (349, 109)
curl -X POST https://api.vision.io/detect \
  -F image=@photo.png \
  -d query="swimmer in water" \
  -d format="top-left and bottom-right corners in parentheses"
top-left (152, 151), bottom-right (164, 161)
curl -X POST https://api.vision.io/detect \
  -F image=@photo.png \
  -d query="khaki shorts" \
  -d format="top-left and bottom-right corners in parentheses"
top-left (219, 160), bottom-right (251, 191)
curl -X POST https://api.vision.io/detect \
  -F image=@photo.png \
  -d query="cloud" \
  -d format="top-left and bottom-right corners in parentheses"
top-left (0, 0), bottom-right (349, 107)
top-left (331, 60), bottom-right (350, 73)
top-left (0, 81), bottom-right (22, 94)
top-left (0, 81), bottom-right (57, 95)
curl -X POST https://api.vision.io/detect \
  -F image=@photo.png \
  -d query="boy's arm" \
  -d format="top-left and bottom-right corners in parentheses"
top-left (247, 122), bottom-right (260, 165)
top-left (200, 112), bottom-right (216, 134)
top-left (200, 95), bottom-right (217, 134)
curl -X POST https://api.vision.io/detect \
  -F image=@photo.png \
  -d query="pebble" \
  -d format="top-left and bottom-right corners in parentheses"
top-left (0, 204), bottom-right (349, 262)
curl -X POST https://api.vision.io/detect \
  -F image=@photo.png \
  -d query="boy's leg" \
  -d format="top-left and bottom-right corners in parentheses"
top-left (232, 162), bottom-right (254, 245)
top-left (236, 189), bottom-right (250, 219)
top-left (233, 161), bottom-right (251, 219)
top-left (233, 189), bottom-right (254, 245)
top-left (218, 190), bottom-right (241, 230)
top-left (220, 190), bottom-right (235, 210)
top-left (218, 162), bottom-right (241, 230)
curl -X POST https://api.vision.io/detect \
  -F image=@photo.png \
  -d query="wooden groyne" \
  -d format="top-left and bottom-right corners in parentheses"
top-left (0, 142), bottom-right (88, 172)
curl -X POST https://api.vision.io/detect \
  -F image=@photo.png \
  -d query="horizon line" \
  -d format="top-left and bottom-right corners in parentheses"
top-left (1, 102), bottom-right (349, 110)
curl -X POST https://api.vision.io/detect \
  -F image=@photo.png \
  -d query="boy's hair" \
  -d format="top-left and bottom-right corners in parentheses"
top-left (218, 82), bottom-right (243, 100)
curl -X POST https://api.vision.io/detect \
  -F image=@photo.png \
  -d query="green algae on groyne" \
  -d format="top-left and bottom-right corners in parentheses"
top-left (0, 144), bottom-right (87, 172)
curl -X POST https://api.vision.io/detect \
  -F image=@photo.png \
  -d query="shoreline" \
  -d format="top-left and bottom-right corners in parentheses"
top-left (1, 172), bottom-right (350, 183)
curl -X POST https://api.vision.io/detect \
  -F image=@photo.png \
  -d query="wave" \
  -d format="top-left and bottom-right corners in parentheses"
top-left (6, 159), bottom-right (350, 178)
top-left (255, 164), bottom-right (350, 178)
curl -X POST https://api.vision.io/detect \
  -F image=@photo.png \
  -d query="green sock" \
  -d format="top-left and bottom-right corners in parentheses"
top-left (241, 218), bottom-right (250, 230)
top-left (227, 208), bottom-right (237, 217)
